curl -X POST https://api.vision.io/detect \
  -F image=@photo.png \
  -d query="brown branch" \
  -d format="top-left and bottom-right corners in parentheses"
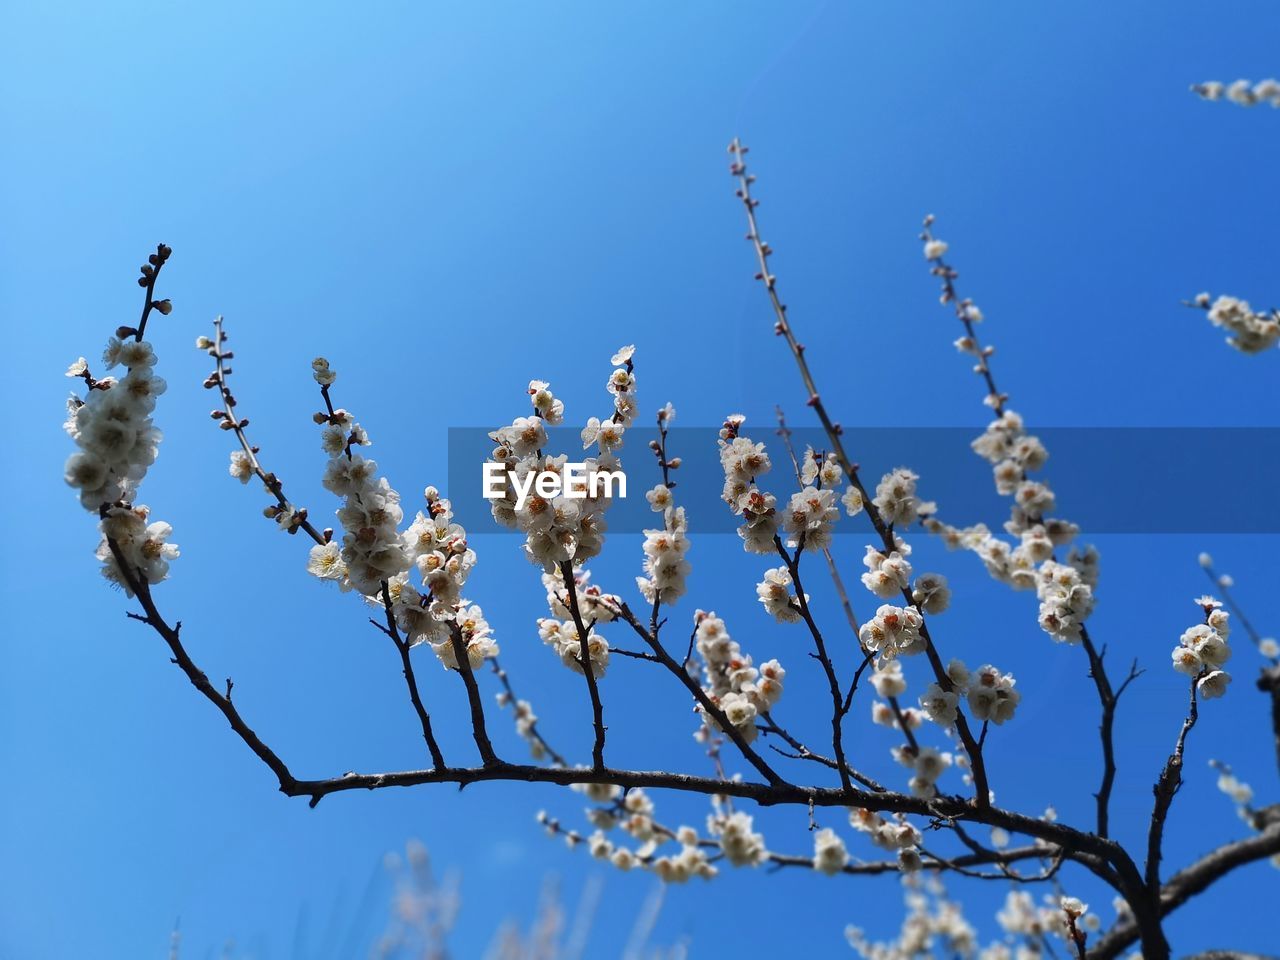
top-left (774, 407), bottom-right (919, 748)
top-left (1146, 676), bottom-right (1201, 892)
top-left (766, 844), bottom-right (1061, 880)
top-left (560, 561), bottom-right (607, 770)
top-left (447, 621), bottom-right (500, 767)
top-left (1160, 824), bottom-right (1280, 922)
top-left (1260, 664), bottom-right (1280, 777)
top-left (105, 536), bottom-right (299, 793)
top-left (728, 141), bottom-right (991, 807)
top-left (757, 714), bottom-right (885, 792)
top-left (609, 646), bottom-right (662, 663)
top-left (1080, 628), bottom-right (1142, 839)
top-left (379, 583), bottom-right (445, 769)
top-left (613, 601), bottom-right (788, 787)
top-left (99, 542), bottom-right (1157, 922)
top-left (773, 535), bottom-right (853, 792)
top-left (205, 316), bottom-right (326, 545)
top-left (1089, 825), bottom-right (1280, 960)
top-left (132, 243), bottom-right (172, 343)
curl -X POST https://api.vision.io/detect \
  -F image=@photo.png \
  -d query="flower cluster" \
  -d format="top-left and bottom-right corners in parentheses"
top-left (65, 247), bottom-right (178, 593)
top-left (859, 604), bottom-right (926, 662)
top-left (919, 237), bottom-right (1102, 648)
top-left (755, 566), bottom-right (803, 623)
top-left (387, 489), bottom-right (490, 670)
top-left (541, 567), bottom-right (620, 625)
top-left (1207, 761), bottom-right (1280, 870)
top-left (995, 890), bottom-right (1098, 944)
top-left (782, 486), bottom-right (840, 551)
top-left (812, 827), bottom-right (849, 875)
top-left (554, 788), bottom-right (720, 882)
top-left (636, 507), bottom-right (692, 605)
top-left (945, 660), bottom-right (1021, 726)
top-left (800, 446), bottom-right (843, 488)
top-left (919, 682), bottom-right (959, 728)
top-left (709, 810), bottom-right (768, 867)
top-left (1034, 559), bottom-right (1097, 644)
top-left (1190, 293), bottom-right (1280, 354)
top-left (304, 362), bottom-right (490, 672)
top-left (874, 467), bottom-right (926, 528)
top-left (1211, 760), bottom-right (1255, 813)
top-left (63, 340), bottom-right (167, 512)
top-left (94, 504), bottom-right (180, 597)
top-left (861, 539), bottom-right (913, 599)
top-left (487, 348), bottom-right (635, 573)
top-left (869, 662), bottom-right (926, 735)
top-left (692, 609), bottom-right (786, 744)
top-left (534, 566), bottom-right (612, 679)
top-left (1170, 597), bottom-right (1232, 699)
top-left (635, 403), bottom-right (691, 606)
top-left (649, 842), bottom-right (717, 883)
top-left (495, 691), bottom-right (544, 760)
top-left (307, 358), bottom-right (412, 596)
top-left (897, 745), bottom-right (953, 799)
top-left (846, 875), bottom-right (978, 960)
top-left (538, 615), bottom-right (609, 680)
top-left (849, 807), bottom-right (924, 870)
top-left (718, 415), bottom-right (780, 554)
top-left (1198, 554), bottom-right (1280, 661)
top-left (1192, 79), bottom-right (1280, 108)
top-left (932, 409), bottom-right (1086, 618)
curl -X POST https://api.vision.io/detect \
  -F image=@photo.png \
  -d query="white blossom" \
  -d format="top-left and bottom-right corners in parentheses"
top-left (812, 828), bottom-right (849, 876)
top-left (229, 450), bottom-right (254, 484)
top-left (919, 683), bottom-right (959, 727)
top-left (860, 604), bottom-right (925, 661)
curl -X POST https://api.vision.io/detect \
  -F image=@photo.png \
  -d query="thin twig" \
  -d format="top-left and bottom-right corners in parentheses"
top-left (205, 316), bottom-right (326, 545)
top-left (489, 657), bottom-right (567, 767)
top-left (380, 583), bottom-right (445, 769)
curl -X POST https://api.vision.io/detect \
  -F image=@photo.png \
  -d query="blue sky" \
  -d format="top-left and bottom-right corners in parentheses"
top-left (3, 1), bottom-right (1278, 956)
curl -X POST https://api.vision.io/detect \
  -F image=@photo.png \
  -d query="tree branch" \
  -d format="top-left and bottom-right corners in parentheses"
top-left (728, 140), bottom-right (991, 808)
top-left (560, 561), bottom-right (607, 770)
top-left (1090, 825), bottom-right (1280, 960)
top-left (1146, 676), bottom-right (1201, 892)
top-left (205, 316), bottom-right (326, 545)
top-left (380, 583), bottom-right (445, 769)
top-left (489, 657), bottom-right (567, 767)
top-left (447, 621), bottom-right (500, 767)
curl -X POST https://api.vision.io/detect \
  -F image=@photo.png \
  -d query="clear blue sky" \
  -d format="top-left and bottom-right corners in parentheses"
top-left (3, 2), bottom-right (1278, 957)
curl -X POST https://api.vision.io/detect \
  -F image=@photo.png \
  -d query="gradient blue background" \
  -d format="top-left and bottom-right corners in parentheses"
top-left (3, 2), bottom-right (1278, 956)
